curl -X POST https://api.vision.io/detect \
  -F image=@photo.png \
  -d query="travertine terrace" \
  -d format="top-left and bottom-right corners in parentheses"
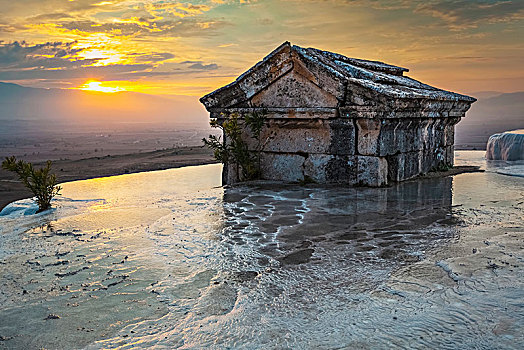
top-left (200, 42), bottom-right (476, 186)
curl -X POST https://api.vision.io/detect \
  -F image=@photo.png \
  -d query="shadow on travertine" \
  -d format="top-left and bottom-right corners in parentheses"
top-left (221, 176), bottom-right (455, 268)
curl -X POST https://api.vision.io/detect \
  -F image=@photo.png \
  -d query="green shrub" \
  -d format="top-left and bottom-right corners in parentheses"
top-left (203, 111), bottom-right (267, 181)
top-left (431, 162), bottom-right (453, 173)
top-left (2, 156), bottom-right (61, 212)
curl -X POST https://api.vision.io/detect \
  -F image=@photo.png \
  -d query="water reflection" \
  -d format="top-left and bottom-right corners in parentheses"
top-left (220, 177), bottom-right (455, 270)
top-left (0, 158), bottom-right (522, 349)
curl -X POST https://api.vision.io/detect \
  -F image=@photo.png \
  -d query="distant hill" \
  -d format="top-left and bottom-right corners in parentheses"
top-left (0, 82), bottom-right (209, 130)
top-left (1, 82), bottom-right (521, 150)
top-left (467, 91), bottom-right (503, 99)
top-left (456, 91), bottom-right (524, 149)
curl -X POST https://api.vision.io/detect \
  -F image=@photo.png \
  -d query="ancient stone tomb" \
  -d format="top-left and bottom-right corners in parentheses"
top-left (200, 42), bottom-right (476, 186)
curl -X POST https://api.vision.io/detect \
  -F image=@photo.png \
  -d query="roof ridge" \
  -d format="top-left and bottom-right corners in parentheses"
top-left (200, 42), bottom-right (476, 109)
top-left (302, 46), bottom-right (409, 76)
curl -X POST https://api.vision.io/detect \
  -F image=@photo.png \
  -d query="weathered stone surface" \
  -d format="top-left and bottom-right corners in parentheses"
top-left (240, 118), bottom-right (355, 156)
top-left (401, 120), bottom-right (419, 152)
top-left (338, 101), bottom-right (471, 120)
top-left (354, 118), bottom-right (453, 158)
top-left (327, 119), bottom-right (356, 155)
top-left (356, 119), bottom-right (380, 155)
top-left (223, 163), bottom-right (240, 184)
top-left (237, 43), bottom-right (293, 100)
top-left (260, 153), bottom-right (305, 182)
top-left (303, 154), bottom-right (331, 183)
top-left (420, 147), bottom-right (447, 173)
top-left (200, 42), bottom-right (476, 187)
top-left (291, 46), bottom-right (347, 102)
top-left (209, 108), bottom-right (337, 119)
top-left (419, 119), bottom-right (432, 151)
top-left (432, 119), bottom-right (446, 149)
top-left (444, 118), bottom-right (459, 146)
top-left (251, 70), bottom-right (337, 108)
top-left (376, 119), bottom-right (397, 155)
top-left (241, 119), bottom-right (328, 154)
top-left (446, 145), bottom-right (454, 165)
top-left (304, 154), bottom-right (357, 184)
top-left (357, 156), bottom-right (388, 186)
top-left (386, 144), bottom-right (452, 182)
top-left (387, 151), bottom-right (422, 182)
top-left (327, 155), bottom-right (358, 184)
top-left (239, 119), bottom-right (317, 154)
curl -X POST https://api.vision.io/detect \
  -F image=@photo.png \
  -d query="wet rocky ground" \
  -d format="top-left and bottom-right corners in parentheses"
top-left (0, 152), bottom-right (522, 349)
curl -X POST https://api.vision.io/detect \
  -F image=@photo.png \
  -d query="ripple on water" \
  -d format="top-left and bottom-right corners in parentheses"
top-left (0, 158), bottom-right (523, 349)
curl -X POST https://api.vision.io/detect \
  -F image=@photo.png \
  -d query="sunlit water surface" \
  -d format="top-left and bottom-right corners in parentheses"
top-left (0, 151), bottom-right (523, 349)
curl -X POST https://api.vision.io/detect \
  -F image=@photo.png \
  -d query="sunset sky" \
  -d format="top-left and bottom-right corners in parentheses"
top-left (0, 0), bottom-right (522, 97)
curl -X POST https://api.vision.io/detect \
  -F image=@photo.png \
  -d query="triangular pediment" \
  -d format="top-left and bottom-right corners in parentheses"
top-left (200, 42), bottom-right (345, 110)
top-left (251, 68), bottom-right (338, 108)
top-left (200, 42), bottom-right (294, 109)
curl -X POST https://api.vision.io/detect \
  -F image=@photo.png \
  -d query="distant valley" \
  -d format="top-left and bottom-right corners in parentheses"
top-left (0, 82), bottom-right (522, 150)
top-left (0, 82), bottom-right (209, 132)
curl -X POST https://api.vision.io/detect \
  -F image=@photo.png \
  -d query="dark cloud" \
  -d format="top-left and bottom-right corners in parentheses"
top-left (342, 0), bottom-right (412, 10)
top-left (58, 20), bottom-right (151, 36)
top-left (29, 12), bottom-right (74, 21)
top-left (0, 41), bottom-right (84, 67)
top-left (256, 18), bottom-right (274, 25)
top-left (0, 21), bottom-right (27, 33)
top-left (415, 0), bottom-right (524, 29)
top-left (336, 0), bottom-right (524, 28)
top-left (0, 40), bottom-right (178, 82)
top-left (0, 62), bottom-right (224, 81)
top-left (187, 62), bottom-right (219, 70)
top-left (55, 17), bottom-right (227, 37)
top-left (6, 0), bottom-right (125, 12)
top-left (0, 0), bottom-right (227, 38)
top-left (130, 52), bottom-right (176, 63)
top-left (157, 19), bottom-right (229, 37)
top-left (142, 2), bottom-right (211, 17)
top-left (181, 61), bottom-right (219, 70)
top-left (0, 63), bottom-right (154, 81)
top-left (442, 56), bottom-right (488, 61)
top-left (0, 24), bottom-right (18, 33)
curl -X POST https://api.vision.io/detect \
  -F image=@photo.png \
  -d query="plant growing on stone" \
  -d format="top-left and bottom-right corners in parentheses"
top-left (244, 110), bottom-right (270, 171)
top-left (432, 162), bottom-right (453, 172)
top-left (203, 111), bottom-right (268, 181)
top-left (2, 156), bottom-right (61, 212)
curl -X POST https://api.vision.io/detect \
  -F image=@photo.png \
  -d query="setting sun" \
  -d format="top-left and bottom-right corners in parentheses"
top-left (79, 81), bottom-right (124, 93)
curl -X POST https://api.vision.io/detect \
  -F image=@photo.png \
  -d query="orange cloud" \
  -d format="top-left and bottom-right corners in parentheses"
top-left (0, 0), bottom-right (522, 96)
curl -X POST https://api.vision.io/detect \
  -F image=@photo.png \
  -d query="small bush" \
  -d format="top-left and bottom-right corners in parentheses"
top-left (203, 111), bottom-right (268, 181)
top-left (431, 162), bottom-right (453, 172)
top-left (2, 156), bottom-right (61, 212)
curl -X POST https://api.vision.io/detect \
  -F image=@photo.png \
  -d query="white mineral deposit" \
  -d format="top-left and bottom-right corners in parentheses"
top-left (486, 129), bottom-right (524, 161)
top-left (0, 152), bottom-right (522, 349)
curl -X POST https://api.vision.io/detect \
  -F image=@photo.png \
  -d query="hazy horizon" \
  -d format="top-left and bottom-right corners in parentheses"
top-left (1, 80), bottom-right (522, 152)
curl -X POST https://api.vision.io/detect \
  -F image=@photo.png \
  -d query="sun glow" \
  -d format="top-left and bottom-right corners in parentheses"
top-left (76, 48), bottom-right (125, 66)
top-left (79, 81), bottom-right (125, 93)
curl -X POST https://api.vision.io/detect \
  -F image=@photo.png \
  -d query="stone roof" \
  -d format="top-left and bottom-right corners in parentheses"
top-left (201, 42), bottom-right (476, 109)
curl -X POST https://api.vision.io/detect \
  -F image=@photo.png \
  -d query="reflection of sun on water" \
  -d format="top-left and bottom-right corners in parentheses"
top-left (79, 81), bottom-right (124, 93)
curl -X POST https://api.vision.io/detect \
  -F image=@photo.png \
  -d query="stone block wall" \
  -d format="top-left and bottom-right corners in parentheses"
top-left (217, 111), bottom-right (459, 187)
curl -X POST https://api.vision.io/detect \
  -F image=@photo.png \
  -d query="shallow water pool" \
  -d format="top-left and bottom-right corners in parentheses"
top-left (0, 151), bottom-right (523, 349)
